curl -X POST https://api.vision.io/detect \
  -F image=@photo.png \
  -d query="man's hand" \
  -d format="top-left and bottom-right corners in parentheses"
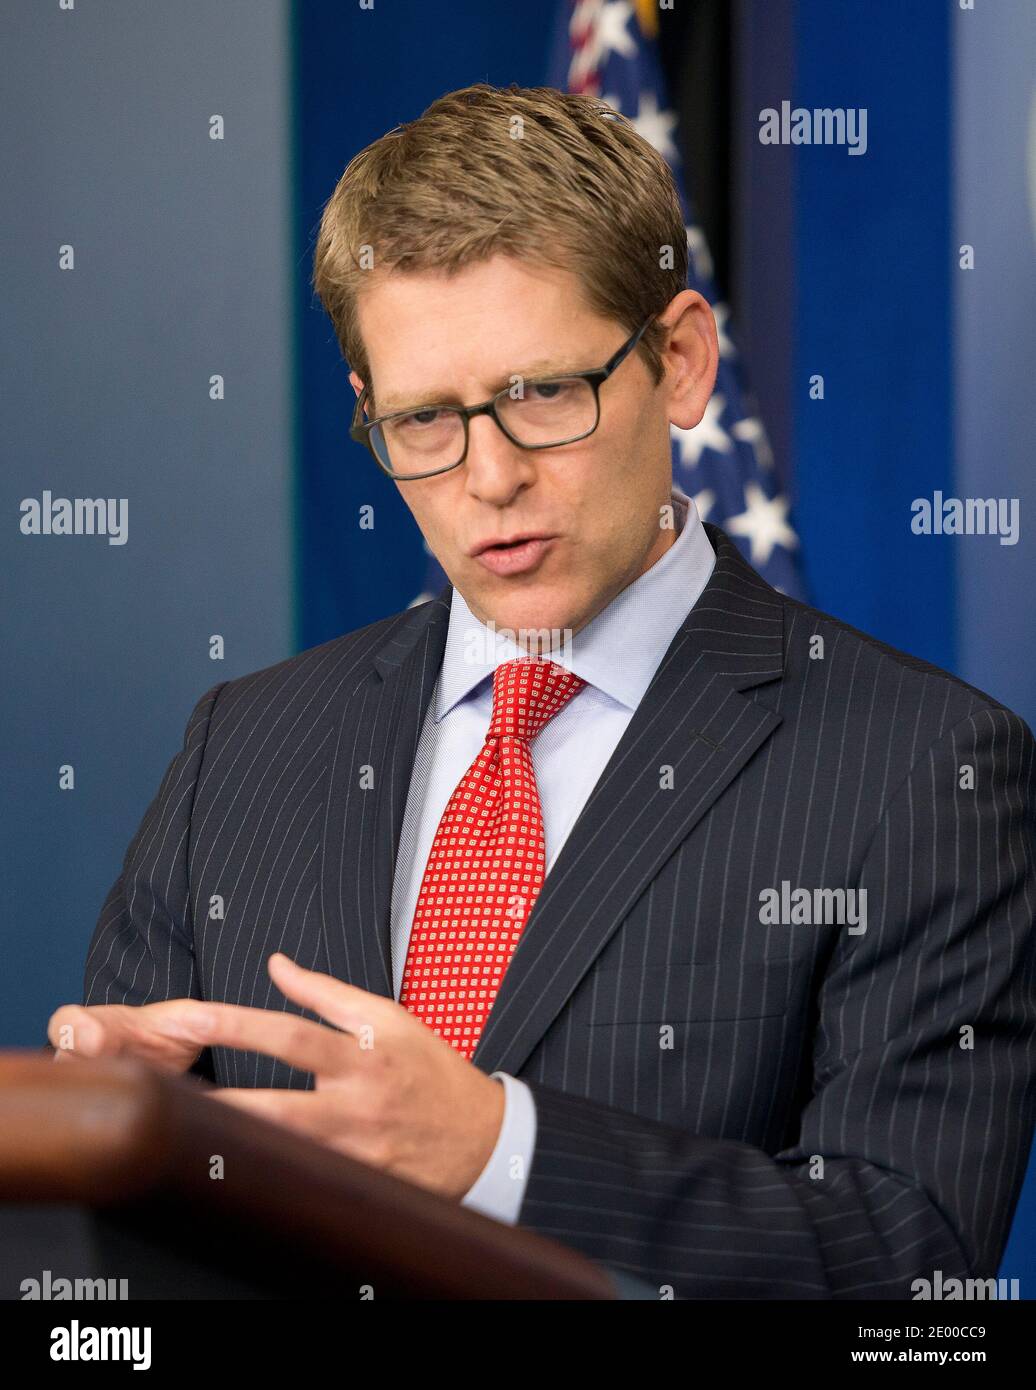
top-left (47, 999), bottom-right (207, 1075)
top-left (197, 954), bottom-right (506, 1201)
top-left (49, 956), bottom-right (507, 1201)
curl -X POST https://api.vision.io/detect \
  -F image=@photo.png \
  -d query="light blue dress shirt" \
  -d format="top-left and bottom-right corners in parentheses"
top-left (389, 488), bottom-right (716, 1222)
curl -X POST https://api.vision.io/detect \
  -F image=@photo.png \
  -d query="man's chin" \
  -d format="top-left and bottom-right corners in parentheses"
top-left (459, 582), bottom-right (587, 654)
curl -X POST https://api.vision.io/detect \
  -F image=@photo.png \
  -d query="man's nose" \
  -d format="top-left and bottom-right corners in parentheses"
top-left (461, 412), bottom-right (536, 507)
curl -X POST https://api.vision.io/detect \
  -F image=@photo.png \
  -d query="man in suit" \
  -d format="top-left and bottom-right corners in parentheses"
top-left (51, 83), bottom-right (1036, 1298)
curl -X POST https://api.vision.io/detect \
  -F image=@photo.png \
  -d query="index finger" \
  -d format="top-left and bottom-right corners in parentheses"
top-left (46, 1000), bottom-right (208, 1057)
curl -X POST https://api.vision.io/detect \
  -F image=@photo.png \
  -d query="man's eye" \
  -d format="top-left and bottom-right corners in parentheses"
top-left (527, 381), bottom-right (572, 401)
top-left (398, 409), bottom-right (445, 429)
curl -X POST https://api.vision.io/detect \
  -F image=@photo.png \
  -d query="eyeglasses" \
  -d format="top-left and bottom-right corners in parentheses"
top-left (349, 316), bottom-right (655, 480)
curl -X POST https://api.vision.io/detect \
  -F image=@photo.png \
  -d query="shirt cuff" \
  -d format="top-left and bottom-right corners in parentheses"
top-left (460, 1071), bottom-right (537, 1225)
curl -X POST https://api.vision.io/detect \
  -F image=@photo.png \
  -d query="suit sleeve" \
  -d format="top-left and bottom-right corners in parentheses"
top-left (83, 682), bottom-right (226, 1082)
top-left (518, 705), bottom-right (1036, 1298)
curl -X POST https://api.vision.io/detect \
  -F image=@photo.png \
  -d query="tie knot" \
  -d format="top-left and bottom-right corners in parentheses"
top-left (487, 658), bottom-right (585, 743)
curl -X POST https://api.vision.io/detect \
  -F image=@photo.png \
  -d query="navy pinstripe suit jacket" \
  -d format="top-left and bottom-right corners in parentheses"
top-left (85, 523), bottom-right (1036, 1298)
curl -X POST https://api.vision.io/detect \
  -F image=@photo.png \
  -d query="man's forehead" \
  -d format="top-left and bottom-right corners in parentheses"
top-left (356, 265), bottom-right (609, 411)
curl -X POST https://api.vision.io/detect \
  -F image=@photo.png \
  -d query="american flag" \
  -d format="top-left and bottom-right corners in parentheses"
top-left (415, 0), bottom-right (805, 602)
top-left (551, 0), bottom-right (805, 597)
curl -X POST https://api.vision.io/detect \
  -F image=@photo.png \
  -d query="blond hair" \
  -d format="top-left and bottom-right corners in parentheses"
top-left (311, 82), bottom-right (686, 406)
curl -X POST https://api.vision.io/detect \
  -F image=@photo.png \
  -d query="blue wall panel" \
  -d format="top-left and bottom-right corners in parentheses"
top-left (792, 0), bottom-right (955, 674)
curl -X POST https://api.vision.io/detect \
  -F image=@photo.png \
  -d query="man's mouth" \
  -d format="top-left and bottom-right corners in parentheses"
top-left (472, 535), bottom-right (557, 577)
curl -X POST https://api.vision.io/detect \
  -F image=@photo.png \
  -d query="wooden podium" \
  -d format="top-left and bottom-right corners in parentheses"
top-left (0, 1051), bottom-right (616, 1300)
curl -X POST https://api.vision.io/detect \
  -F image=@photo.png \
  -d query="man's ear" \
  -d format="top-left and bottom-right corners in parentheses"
top-left (659, 290), bottom-right (719, 433)
top-left (348, 370), bottom-right (364, 401)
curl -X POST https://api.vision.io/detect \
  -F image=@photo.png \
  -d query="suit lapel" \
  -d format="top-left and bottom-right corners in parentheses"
top-left (471, 525), bottom-right (786, 1076)
top-left (318, 590), bottom-right (451, 999)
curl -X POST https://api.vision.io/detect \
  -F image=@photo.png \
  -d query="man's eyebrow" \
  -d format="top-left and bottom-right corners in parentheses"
top-left (377, 356), bottom-right (585, 415)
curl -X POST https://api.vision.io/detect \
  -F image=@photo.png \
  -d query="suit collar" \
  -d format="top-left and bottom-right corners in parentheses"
top-left (370, 518), bottom-right (783, 689)
top-left (675, 521), bottom-right (785, 691)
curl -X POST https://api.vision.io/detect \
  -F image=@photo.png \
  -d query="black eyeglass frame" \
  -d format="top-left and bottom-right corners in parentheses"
top-left (348, 315), bottom-right (655, 480)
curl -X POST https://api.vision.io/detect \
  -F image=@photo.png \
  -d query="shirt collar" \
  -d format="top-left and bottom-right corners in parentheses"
top-left (436, 488), bottom-right (716, 718)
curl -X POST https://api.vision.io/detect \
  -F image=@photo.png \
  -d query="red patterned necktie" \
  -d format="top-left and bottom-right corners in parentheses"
top-left (399, 657), bottom-right (586, 1059)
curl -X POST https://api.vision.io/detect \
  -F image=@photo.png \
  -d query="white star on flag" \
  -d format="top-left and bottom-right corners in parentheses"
top-left (731, 416), bottom-right (774, 470)
top-left (711, 302), bottom-right (734, 359)
top-left (686, 225), bottom-right (714, 283)
top-left (623, 91), bottom-right (680, 162)
top-left (670, 394), bottom-right (732, 467)
top-left (724, 482), bottom-right (798, 567)
top-left (692, 489), bottom-right (716, 523)
top-left (596, 0), bottom-right (637, 58)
